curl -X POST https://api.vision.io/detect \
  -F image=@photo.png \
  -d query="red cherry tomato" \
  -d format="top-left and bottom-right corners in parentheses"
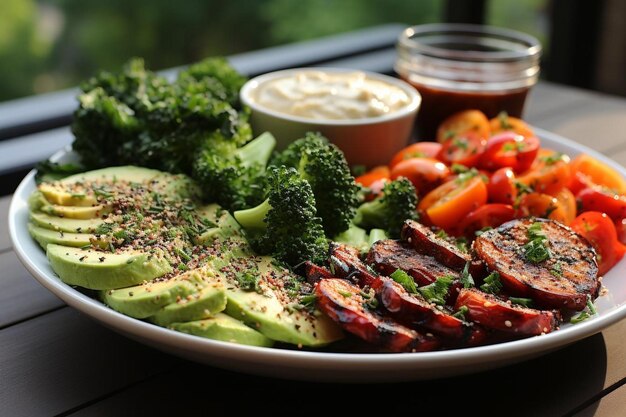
top-left (437, 130), bottom-right (486, 168)
top-left (570, 211), bottom-right (626, 276)
top-left (355, 166), bottom-right (390, 187)
top-left (488, 167), bottom-right (517, 204)
top-left (616, 218), bottom-right (626, 246)
top-left (455, 204), bottom-right (516, 238)
top-left (390, 142), bottom-right (442, 168)
top-left (479, 132), bottom-right (540, 173)
top-left (390, 158), bottom-right (450, 196)
top-left (576, 186), bottom-right (626, 220)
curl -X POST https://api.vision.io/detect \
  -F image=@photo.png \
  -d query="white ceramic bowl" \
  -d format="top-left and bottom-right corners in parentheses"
top-left (9, 128), bottom-right (626, 382)
top-left (240, 68), bottom-right (421, 167)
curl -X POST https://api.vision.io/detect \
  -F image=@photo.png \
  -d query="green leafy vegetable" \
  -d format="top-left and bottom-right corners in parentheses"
top-left (571, 295), bottom-right (598, 324)
top-left (390, 269), bottom-right (418, 294)
top-left (417, 275), bottom-right (454, 305)
top-left (509, 297), bottom-right (534, 307)
top-left (523, 222), bottom-right (551, 263)
top-left (460, 262), bottom-right (475, 289)
top-left (480, 271), bottom-right (502, 294)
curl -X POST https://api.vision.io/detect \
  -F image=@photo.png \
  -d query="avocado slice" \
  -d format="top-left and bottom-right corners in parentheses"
top-left (30, 211), bottom-right (107, 233)
top-left (150, 281), bottom-right (227, 326)
top-left (210, 255), bottom-right (343, 347)
top-left (28, 223), bottom-right (105, 250)
top-left (101, 269), bottom-right (206, 318)
top-left (39, 182), bottom-right (98, 207)
top-left (47, 244), bottom-right (172, 290)
top-left (170, 313), bottom-right (274, 347)
top-left (60, 166), bottom-right (200, 200)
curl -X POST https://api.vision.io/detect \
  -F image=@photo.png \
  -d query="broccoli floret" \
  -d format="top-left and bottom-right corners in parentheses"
top-left (233, 166), bottom-right (328, 266)
top-left (354, 177), bottom-right (418, 238)
top-left (193, 132), bottom-right (276, 211)
top-left (71, 57), bottom-right (251, 174)
top-left (270, 132), bottom-right (360, 236)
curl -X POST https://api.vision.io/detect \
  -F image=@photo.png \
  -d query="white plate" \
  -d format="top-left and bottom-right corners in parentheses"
top-left (9, 127), bottom-right (626, 382)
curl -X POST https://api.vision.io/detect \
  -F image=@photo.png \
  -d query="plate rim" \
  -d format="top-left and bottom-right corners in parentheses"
top-left (8, 127), bottom-right (626, 376)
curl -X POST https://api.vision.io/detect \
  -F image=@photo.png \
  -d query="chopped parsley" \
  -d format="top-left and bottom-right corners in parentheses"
top-left (571, 295), bottom-right (598, 324)
top-left (475, 226), bottom-right (493, 237)
top-left (480, 271), bottom-right (503, 294)
top-left (417, 275), bottom-right (454, 305)
top-left (509, 297), bottom-right (534, 307)
top-left (523, 222), bottom-right (551, 263)
top-left (390, 269), bottom-right (418, 294)
top-left (455, 167), bottom-right (480, 185)
top-left (452, 305), bottom-right (469, 320)
top-left (451, 163), bottom-right (469, 174)
top-left (540, 152), bottom-right (565, 165)
top-left (550, 262), bottom-right (563, 277)
top-left (235, 270), bottom-right (262, 293)
top-left (338, 290), bottom-right (353, 298)
top-left (460, 262), bottom-right (475, 288)
top-left (514, 181), bottom-right (534, 195)
top-left (455, 237), bottom-right (469, 253)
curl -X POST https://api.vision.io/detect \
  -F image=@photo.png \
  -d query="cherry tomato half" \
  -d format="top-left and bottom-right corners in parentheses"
top-left (390, 158), bottom-right (450, 197)
top-left (516, 192), bottom-right (571, 225)
top-left (577, 186), bottom-right (626, 220)
top-left (516, 149), bottom-right (571, 195)
top-left (488, 167), bottom-right (517, 204)
top-left (554, 187), bottom-right (577, 225)
top-left (479, 132), bottom-right (540, 173)
top-left (616, 218), bottom-right (626, 246)
top-left (418, 175), bottom-right (488, 231)
top-left (489, 112), bottom-right (535, 138)
top-left (355, 166), bottom-right (390, 187)
top-left (437, 110), bottom-right (490, 143)
top-left (455, 204), bottom-right (515, 238)
top-left (389, 142), bottom-right (442, 168)
top-left (437, 131), bottom-right (486, 168)
top-left (570, 154), bottom-right (626, 195)
top-left (570, 211), bottom-right (626, 276)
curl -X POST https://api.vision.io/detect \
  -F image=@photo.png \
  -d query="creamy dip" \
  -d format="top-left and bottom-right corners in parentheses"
top-left (251, 70), bottom-right (411, 120)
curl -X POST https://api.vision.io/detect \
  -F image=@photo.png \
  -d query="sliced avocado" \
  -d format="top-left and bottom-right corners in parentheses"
top-left (39, 182), bottom-right (98, 206)
top-left (30, 211), bottom-right (107, 233)
top-left (60, 166), bottom-right (200, 200)
top-left (47, 244), bottom-right (172, 290)
top-left (150, 281), bottom-right (227, 326)
top-left (28, 223), bottom-right (105, 250)
top-left (210, 255), bottom-right (343, 347)
top-left (40, 201), bottom-right (111, 220)
top-left (102, 269), bottom-right (205, 318)
top-left (170, 313), bottom-right (274, 347)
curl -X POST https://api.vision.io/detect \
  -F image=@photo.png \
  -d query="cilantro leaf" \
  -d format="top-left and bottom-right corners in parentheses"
top-left (390, 269), bottom-right (418, 294)
top-left (480, 271), bottom-right (502, 294)
top-left (417, 275), bottom-right (454, 305)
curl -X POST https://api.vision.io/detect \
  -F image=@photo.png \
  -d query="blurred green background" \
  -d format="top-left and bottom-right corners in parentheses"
top-left (0, 0), bottom-right (548, 101)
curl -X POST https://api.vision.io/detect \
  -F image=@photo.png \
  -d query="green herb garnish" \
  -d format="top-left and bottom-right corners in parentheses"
top-left (571, 295), bottom-right (597, 324)
top-left (452, 305), bottom-right (469, 320)
top-left (390, 269), bottom-right (418, 294)
top-left (417, 275), bottom-right (454, 305)
top-left (509, 297), bottom-right (534, 307)
top-left (235, 270), bottom-right (261, 293)
top-left (523, 222), bottom-right (551, 263)
top-left (460, 262), bottom-right (475, 289)
top-left (480, 271), bottom-right (502, 294)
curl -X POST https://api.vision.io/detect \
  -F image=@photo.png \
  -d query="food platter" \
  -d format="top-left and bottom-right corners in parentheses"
top-left (9, 127), bottom-right (626, 382)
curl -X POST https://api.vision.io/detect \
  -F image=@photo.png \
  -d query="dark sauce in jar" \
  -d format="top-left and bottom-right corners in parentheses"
top-left (396, 24), bottom-right (541, 141)
top-left (405, 80), bottom-right (530, 140)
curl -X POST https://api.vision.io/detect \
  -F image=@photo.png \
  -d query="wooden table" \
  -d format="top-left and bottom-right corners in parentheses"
top-left (2, 25), bottom-right (626, 417)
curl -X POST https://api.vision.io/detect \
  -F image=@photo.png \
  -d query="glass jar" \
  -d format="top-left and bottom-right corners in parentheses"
top-left (395, 23), bottom-right (541, 140)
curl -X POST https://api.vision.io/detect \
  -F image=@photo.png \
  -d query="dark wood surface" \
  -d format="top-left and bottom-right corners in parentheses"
top-left (2, 26), bottom-right (626, 417)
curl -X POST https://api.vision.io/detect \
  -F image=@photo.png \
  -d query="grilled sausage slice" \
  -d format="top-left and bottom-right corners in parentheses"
top-left (328, 242), bottom-right (378, 287)
top-left (367, 239), bottom-right (460, 286)
top-left (378, 277), bottom-right (487, 345)
top-left (474, 218), bottom-right (599, 311)
top-left (303, 261), bottom-right (333, 284)
top-left (316, 279), bottom-right (440, 352)
top-left (455, 288), bottom-right (561, 336)
top-left (401, 220), bottom-right (471, 271)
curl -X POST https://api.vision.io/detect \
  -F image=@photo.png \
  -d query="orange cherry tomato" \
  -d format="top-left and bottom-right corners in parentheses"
top-left (569, 154), bottom-right (626, 195)
top-left (553, 187), bottom-right (577, 225)
top-left (390, 158), bottom-right (450, 196)
top-left (436, 110), bottom-right (490, 143)
top-left (437, 130), bottom-right (486, 168)
top-left (355, 166), bottom-right (390, 187)
top-left (576, 186), bottom-right (626, 220)
top-left (570, 211), bottom-right (626, 276)
top-left (488, 167), bottom-right (517, 204)
top-left (418, 176), bottom-right (488, 231)
top-left (516, 192), bottom-right (570, 224)
top-left (489, 112), bottom-right (535, 138)
top-left (389, 142), bottom-right (442, 168)
top-left (455, 204), bottom-right (516, 238)
top-left (516, 149), bottom-right (571, 195)
top-left (479, 132), bottom-right (540, 173)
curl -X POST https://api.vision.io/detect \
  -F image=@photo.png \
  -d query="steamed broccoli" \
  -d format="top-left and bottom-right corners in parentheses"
top-left (233, 166), bottom-right (328, 266)
top-left (353, 177), bottom-right (418, 238)
top-left (193, 132), bottom-right (276, 211)
top-left (270, 132), bottom-right (360, 236)
top-left (72, 57), bottom-right (251, 174)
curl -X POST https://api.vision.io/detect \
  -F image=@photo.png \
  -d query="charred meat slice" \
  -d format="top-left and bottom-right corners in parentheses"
top-left (328, 242), bottom-right (378, 287)
top-left (401, 220), bottom-right (471, 271)
top-left (379, 277), bottom-right (486, 345)
top-left (315, 279), bottom-right (440, 352)
top-left (303, 261), bottom-right (333, 284)
top-left (455, 288), bottom-right (561, 336)
top-left (367, 239), bottom-right (460, 286)
top-left (474, 218), bottom-right (599, 310)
